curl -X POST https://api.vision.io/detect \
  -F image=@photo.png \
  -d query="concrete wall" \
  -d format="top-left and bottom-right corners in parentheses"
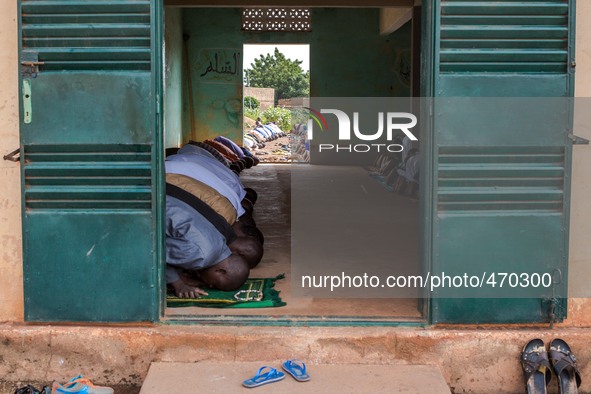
top-left (309, 9), bottom-right (411, 97)
top-left (380, 7), bottom-right (413, 35)
top-left (2, 324), bottom-right (591, 393)
top-left (0, 4), bottom-right (590, 324)
top-left (0, 0), bottom-right (23, 322)
top-left (182, 9), bottom-right (244, 144)
top-left (181, 8), bottom-right (411, 145)
top-left (278, 97), bottom-right (310, 107)
top-left (244, 87), bottom-right (275, 111)
top-left (163, 8), bottom-right (183, 148)
top-left (563, 0), bottom-right (591, 326)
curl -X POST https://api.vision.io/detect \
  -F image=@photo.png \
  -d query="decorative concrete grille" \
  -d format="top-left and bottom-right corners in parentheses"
top-left (242, 8), bottom-right (311, 32)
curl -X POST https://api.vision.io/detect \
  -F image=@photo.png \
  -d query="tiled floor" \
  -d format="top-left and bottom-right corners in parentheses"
top-left (166, 164), bottom-right (422, 320)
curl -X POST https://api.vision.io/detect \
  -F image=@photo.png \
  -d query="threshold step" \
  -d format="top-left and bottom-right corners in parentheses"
top-left (140, 361), bottom-right (450, 394)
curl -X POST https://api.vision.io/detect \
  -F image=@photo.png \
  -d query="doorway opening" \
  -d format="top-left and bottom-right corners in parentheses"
top-left (162, 6), bottom-right (424, 324)
top-left (243, 44), bottom-right (310, 163)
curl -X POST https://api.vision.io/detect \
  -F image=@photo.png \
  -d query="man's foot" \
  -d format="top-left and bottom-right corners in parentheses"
top-left (171, 279), bottom-right (208, 298)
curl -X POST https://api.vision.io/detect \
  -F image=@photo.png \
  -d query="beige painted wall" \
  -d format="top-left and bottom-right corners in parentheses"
top-left (0, 0), bottom-right (23, 321)
top-left (563, 0), bottom-right (591, 326)
top-left (0, 4), bottom-right (589, 324)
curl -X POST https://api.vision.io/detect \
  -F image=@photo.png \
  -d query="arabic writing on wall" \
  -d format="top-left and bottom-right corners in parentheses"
top-left (196, 48), bottom-right (242, 84)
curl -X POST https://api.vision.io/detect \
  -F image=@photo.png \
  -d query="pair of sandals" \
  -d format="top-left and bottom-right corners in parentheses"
top-left (242, 359), bottom-right (310, 388)
top-left (521, 338), bottom-right (582, 394)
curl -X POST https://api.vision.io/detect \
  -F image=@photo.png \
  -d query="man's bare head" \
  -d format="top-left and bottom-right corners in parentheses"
top-left (200, 253), bottom-right (249, 291)
top-left (229, 236), bottom-right (263, 269)
top-left (232, 221), bottom-right (265, 245)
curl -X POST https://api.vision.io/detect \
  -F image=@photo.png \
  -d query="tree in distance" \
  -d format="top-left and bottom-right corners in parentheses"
top-left (245, 48), bottom-right (309, 104)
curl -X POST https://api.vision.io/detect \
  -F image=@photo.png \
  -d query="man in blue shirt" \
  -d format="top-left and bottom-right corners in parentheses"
top-left (166, 196), bottom-right (249, 298)
top-left (214, 135), bottom-right (245, 159)
top-left (169, 145), bottom-right (247, 202)
top-left (165, 160), bottom-right (246, 217)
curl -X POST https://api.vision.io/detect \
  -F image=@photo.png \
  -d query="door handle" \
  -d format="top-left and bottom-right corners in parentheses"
top-left (23, 80), bottom-right (32, 124)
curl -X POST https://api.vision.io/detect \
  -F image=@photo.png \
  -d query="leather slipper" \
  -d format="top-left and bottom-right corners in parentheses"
top-left (549, 338), bottom-right (581, 394)
top-left (521, 338), bottom-right (552, 394)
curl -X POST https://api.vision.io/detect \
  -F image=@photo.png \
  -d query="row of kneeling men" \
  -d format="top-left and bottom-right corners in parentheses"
top-left (165, 139), bottom-right (264, 299)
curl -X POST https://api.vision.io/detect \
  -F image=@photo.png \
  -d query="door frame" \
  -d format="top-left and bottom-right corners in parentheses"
top-left (156, 1), bottom-right (434, 325)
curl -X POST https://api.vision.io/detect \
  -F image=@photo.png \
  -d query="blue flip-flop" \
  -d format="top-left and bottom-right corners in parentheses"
top-left (282, 359), bottom-right (311, 382)
top-left (242, 366), bottom-right (285, 388)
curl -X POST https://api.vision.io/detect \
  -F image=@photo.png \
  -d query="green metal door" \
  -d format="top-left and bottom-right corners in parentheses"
top-left (19, 0), bottom-right (164, 322)
top-left (424, 0), bottom-right (575, 323)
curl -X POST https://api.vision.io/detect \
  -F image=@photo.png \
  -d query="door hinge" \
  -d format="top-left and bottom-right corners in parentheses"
top-left (543, 268), bottom-right (565, 329)
top-left (543, 297), bottom-right (566, 329)
top-left (21, 52), bottom-right (44, 78)
top-left (568, 134), bottom-right (589, 145)
top-left (3, 148), bottom-right (20, 162)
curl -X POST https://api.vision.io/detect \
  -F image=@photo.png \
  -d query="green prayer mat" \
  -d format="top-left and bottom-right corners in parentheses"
top-left (167, 274), bottom-right (286, 308)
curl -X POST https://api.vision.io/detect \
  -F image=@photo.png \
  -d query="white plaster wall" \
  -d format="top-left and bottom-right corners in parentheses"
top-left (0, 0), bottom-right (24, 321)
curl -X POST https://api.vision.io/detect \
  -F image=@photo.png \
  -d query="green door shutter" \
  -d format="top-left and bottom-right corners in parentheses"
top-left (426, 0), bottom-right (574, 323)
top-left (19, 0), bottom-right (163, 322)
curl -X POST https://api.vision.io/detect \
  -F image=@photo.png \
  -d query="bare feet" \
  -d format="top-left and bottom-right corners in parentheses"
top-left (171, 279), bottom-right (208, 298)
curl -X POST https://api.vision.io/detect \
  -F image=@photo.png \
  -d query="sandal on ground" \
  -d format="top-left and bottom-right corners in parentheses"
top-left (242, 366), bottom-right (285, 388)
top-left (549, 338), bottom-right (581, 394)
top-left (282, 359), bottom-right (310, 382)
top-left (521, 339), bottom-right (552, 394)
top-left (14, 385), bottom-right (48, 394)
top-left (51, 375), bottom-right (113, 394)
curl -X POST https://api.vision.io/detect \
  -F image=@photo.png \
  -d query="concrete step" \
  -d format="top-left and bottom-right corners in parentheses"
top-left (139, 361), bottom-right (451, 394)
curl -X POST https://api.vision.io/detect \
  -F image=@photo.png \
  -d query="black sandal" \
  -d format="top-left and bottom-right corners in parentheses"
top-left (521, 338), bottom-right (552, 394)
top-left (14, 385), bottom-right (48, 394)
top-left (549, 338), bottom-right (581, 394)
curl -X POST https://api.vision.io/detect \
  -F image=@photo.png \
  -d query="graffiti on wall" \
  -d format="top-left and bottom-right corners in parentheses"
top-left (196, 48), bottom-right (242, 84)
top-left (192, 48), bottom-right (243, 142)
top-left (210, 98), bottom-right (242, 128)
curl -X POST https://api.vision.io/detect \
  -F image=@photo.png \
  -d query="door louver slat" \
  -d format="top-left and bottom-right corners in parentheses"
top-left (437, 146), bottom-right (565, 213)
top-left (440, 0), bottom-right (569, 73)
top-left (21, 0), bottom-right (151, 70)
top-left (24, 144), bottom-right (152, 210)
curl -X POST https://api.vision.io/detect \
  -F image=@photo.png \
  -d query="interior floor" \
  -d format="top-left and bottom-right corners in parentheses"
top-left (165, 164), bottom-right (422, 320)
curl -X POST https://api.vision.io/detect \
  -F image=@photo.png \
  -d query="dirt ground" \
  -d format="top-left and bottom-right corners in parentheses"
top-left (248, 134), bottom-right (293, 163)
top-left (245, 131), bottom-right (309, 163)
top-left (0, 381), bottom-right (140, 394)
top-left (244, 114), bottom-right (307, 163)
